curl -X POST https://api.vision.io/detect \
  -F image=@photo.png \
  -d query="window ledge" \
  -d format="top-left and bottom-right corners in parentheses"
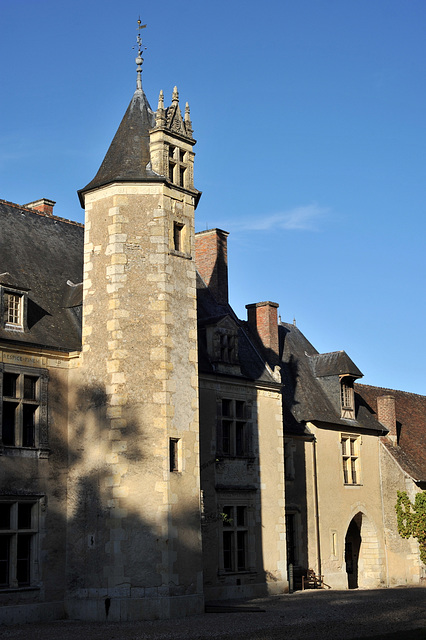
top-left (0, 447), bottom-right (50, 459)
top-left (169, 249), bottom-right (192, 260)
top-left (218, 570), bottom-right (257, 577)
top-left (344, 483), bottom-right (363, 487)
top-left (4, 324), bottom-right (24, 333)
top-left (0, 586), bottom-right (40, 594)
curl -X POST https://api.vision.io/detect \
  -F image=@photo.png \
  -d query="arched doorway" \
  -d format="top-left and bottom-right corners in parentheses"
top-left (344, 512), bottom-right (385, 589)
top-left (345, 514), bottom-right (361, 588)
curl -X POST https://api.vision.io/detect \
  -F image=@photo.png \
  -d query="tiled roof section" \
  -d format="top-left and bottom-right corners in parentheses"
top-left (78, 89), bottom-right (165, 207)
top-left (309, 350), bottom-right (363, 378)
top-left (356, 383), bottom-right (426, 482)
top-left (196, 273), bottom-right (277, 385)
top-left (0, 200), bottom-right (83, 351)
top-left (280, 322), bottom-right (386, 436)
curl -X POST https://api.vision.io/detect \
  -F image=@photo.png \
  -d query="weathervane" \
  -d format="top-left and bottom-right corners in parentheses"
top-left (135, 17), bottom-right (147, 90)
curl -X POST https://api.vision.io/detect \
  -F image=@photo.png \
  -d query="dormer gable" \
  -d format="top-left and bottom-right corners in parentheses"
top-left (204, 315), bottom-right (241, 375)
top-left (308, 350), bottom-right (363, 420)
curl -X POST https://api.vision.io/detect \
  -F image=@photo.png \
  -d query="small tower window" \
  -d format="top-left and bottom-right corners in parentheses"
top-left (173, 222), bottom-right (184, 252)
top-left (169, 438), bottom-right (180, 472)
top-left (179, 167), bottom-right (186, 188)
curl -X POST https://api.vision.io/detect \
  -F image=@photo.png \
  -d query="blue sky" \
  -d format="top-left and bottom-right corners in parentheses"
top-left (1, 0), bottom-right (425, 394)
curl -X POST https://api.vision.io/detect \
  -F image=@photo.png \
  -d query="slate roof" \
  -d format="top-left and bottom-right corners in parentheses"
top-left (196, 274), bottom-right (278, 385)
top-left (0, 200), bottom-right (83, 351)
top-left (310, 351), bottom-right (363, 378)
top-left (356, 383), bottom-right (426, 484)
top-left (78, 89), bottom-right (165, 207)
top-left (279, 322), bottom-right (386, 437)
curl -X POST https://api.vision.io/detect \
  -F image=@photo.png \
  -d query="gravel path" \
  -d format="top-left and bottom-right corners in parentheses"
top-left (1, 587), bottom-right (426, 640)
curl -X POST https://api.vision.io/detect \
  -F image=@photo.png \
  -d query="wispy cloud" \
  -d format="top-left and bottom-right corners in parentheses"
top-left (238, 203), bottom-right (329, 232)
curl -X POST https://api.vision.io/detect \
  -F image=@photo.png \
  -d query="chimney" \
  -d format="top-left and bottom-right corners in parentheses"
top-left (246, 301), bottom-right (279, 363)
top-left (377, 395), bottom-right (397, 443)
top-left (195, 228), bottom-right (229, 305)
top-left (24, 198), bottom-right (56, 216)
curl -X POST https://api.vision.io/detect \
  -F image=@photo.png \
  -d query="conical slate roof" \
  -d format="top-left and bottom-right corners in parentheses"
top-left (78, 88), bottom-right (165, 207)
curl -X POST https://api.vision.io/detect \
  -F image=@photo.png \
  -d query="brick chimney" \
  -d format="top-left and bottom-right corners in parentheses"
top-left (377, 395), bottom-right (397, 443)
top-left (24, 198), bottom-right (56, 216)
top-left (246, 301), bottom-right (279, 363)
top-left (195, 228), bottom-right (229, 305)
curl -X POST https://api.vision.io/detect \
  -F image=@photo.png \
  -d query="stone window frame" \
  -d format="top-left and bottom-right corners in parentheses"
top-left (217, 497), bottom-right (256, 575)
top-left (341, 434), bottom-right (361, 485)
top-left (0, 497), bottom-right (42, 590)
top-left (168, 145), bottom-right (188, 188)
top-left (212, 327), bottom-right (239, 365)
top-left (0, 364), bottom-right (49, 454)
top-left (216, 397), bottom-right (253, 459)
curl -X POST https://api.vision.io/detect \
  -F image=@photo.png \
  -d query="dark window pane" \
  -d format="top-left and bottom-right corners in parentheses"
top-left (23, 376), bottom-right (37, 400)
top-left (169, 438), bottom-right (178, 472)
top-left (237, 531), bottom-right (246, 571)
top-left (223, 531), bottom-right (234, 571)
top-left (169, 162), bottom-right (175, 182)
top-left (3, 373), bottom-right (18, 398)
top-left (222, 399), bottom-right (232, 417)
top-left (0, 536), bottom-right (10, 587)
top-left (173, 223), bottom-right (183, 252)
top-left (235, 401), bottom-right (245, 419)
top-left (222, 506), bottom-right (232, 526)
top-left (0, 504), bottom-right (11, 530)
top-left (179, 149), bottom-right (185, 162)
top-left (236, 506), bottom-right (246, 527)
top-left (18, 503), bottom-right (33, 530)
top-left (169, 145), bottom-right (175, 158)
top-left (222, 421), bottom-right (231, 455)
top-left (235, 422), bottom-right (245, 456)
top-left (22, 405), bottom-right (36, 447)
top-left (2, 402), bottom-right (17, 445)
top-left (179, 167), bottom-right (185, 187)
top-left (16, 534), bottom-right (31, 586)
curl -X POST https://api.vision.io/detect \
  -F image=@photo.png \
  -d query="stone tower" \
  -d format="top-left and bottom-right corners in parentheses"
top-left (67, 24), bottom-right (203, 621)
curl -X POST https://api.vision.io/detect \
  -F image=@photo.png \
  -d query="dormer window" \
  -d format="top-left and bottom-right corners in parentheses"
top-left (1, 287), bottom-right (27, 332)
top-left (5, 292), bottom-right (23, 328)
top-left (213, 328), bottom-right (238, 365)
top-left (340, 377), bottom-right (355, 419)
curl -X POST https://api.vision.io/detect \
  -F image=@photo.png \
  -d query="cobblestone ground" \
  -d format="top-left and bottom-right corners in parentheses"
top-left (2, 587), bottom-right (426, 640)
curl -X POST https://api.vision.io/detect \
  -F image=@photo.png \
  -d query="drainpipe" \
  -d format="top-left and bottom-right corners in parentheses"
top-left (312, 438), bottom-right (322, 578)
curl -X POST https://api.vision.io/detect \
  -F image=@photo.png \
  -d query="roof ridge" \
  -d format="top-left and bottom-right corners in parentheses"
top-left (356, 382), bottom-right (426, 399)
top-left (0, 199), bottom-right (83, 228)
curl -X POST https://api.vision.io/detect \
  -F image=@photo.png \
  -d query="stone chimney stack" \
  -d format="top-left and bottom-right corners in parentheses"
top-left (377, 395), bottom-right (397, 443)
top-left (24, 198), bottom-right (56, 216)
top-left (195, 228), bottom-right (229, 305)
top-left (246, 301), bottom-right (279, 363)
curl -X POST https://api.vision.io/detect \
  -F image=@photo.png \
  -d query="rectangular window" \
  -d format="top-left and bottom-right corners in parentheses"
top-left (0, 500), bottom-right (38, 588)
top-left (340, 378), bottom-right (355, 418)
top-left (169, 437), bottom-right (180, 472)
top-left (222, 505), bottom-right (247, 572)
top-left (218, 399), bottom-right (251, 458)
top-left (5, 293), bottom-right (22, 327)
top-left (173, 222), bottom-right (184, 252)
top-left (1, 368), bottom-right (46, 449)
top-left (341, 435), bottom-right (360, 485)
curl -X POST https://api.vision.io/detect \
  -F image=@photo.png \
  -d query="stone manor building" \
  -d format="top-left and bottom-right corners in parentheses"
top-left (0, 34), bottom-right (425, 624)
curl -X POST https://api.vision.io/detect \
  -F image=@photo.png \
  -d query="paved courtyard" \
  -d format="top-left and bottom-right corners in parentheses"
top-left (2, 587), bottom-right (426, 640)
